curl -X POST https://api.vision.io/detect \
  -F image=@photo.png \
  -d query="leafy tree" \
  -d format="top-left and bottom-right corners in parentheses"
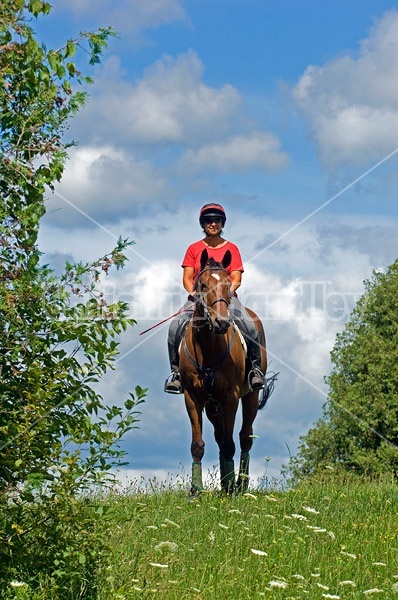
top-left (0, 1), bottom-right (146, 594)
top-left (289, 260), bottom-right (398, 481)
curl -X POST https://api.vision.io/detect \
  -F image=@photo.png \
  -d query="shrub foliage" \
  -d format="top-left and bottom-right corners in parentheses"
top-left (0, 1), bottom-right (146, 595)
top-left (290, 260), bottom-right (398, 480)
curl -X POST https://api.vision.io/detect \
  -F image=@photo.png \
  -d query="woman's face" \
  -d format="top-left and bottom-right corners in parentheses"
top-left (202, 217), bottom-right (223, 235)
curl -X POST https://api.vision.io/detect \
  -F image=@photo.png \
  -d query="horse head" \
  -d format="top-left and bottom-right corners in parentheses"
top-left (194, 249), bottom-right (232, 334)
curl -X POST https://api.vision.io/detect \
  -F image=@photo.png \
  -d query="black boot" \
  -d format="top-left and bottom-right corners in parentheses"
top-left (164, 370), bottom-right (183, 394)
top-left (232, 313), bottom-right (265, 391)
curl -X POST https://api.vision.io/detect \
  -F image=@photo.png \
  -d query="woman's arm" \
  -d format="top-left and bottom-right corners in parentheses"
top-left (183, 266), bottom-right (196, 294)
top-left (229, 270), bottom-right (242, 294)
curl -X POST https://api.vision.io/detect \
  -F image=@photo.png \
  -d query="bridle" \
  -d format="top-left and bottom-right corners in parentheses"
top-left (193, 265), bottom-right (231, 331)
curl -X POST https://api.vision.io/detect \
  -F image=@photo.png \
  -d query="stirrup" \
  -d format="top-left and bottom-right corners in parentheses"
top-left (248, 368), bottom-right (265, 392)
top-left (164, 372), bottom-right (183, 394)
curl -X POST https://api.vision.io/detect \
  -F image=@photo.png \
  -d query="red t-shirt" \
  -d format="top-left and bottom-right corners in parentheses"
top-left (182, 240), bottom-right (244, 278)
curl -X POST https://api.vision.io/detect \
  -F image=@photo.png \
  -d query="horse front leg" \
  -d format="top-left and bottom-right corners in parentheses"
top-left (236, 391), bottom-right (258, 493)
top-left (207, 393), bottom-right (238, 494)
top-left (184, 391), bottom-right (205, 497)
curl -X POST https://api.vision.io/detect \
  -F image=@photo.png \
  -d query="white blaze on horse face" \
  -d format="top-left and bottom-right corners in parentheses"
top-left (211, 274), bottom-right (220, 281)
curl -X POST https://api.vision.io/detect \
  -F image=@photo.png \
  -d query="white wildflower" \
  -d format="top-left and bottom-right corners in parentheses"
top-left (317, 583), bottom-right (329, 590)
top-left (363, 589), bottom-right (384, 595)
top-left (339, 581), bottom-right (356, 586)
top-left (302, 505), bottom-right (320, 514)
top-left (218, 523), bottom-right (229, 529)
top-left (372, 562), bottom-right (386, 567)
top-left (263, 514), bottom-right (276, 519)
top-left (250, 548), bottom-right (267, 556)
top-left (340, 550), bottom-right (357, 559)
top-left (311, 573), bottom-right (321, 578)
top-left (243, 492), bottom-right (257, 500)
top-left (154, 541), bottom-right (178, 553)
top-left (147, 525), bottom-right (158, 530)
top-left (149, 562), bottom-right (168, 568)
top-left (10, 581), bottom-right (27, 588)
top-left (264, 495), bottom-right (277, 502)
top-left (268, 580), bottom-right (287, 589)
top-left (322, 595), bottom-right (340, 599)
top-left (163, 518), bottom-right (180, 528)
top-left (291, 513), bottom-right (308, 521)
top-left (208, 531), bottom-right (215, 542)
top-left (292, 574), bottom-right (305, 580)
top-left (392, 582), bottom-right (398, 592)
top-left (328, 531), bottom-right (336, 540)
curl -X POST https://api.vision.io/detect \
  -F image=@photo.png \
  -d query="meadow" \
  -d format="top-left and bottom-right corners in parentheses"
top-left (94, 473), bottom-right (398, 599)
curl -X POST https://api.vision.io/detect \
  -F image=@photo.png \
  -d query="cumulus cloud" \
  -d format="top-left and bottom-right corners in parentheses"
top-left (92, 51), bottom-right (243, 145)
top-left (293, 10), bottom-right (398, 169)
top-left (57, 0), bottom-right (187, 36)
top-left (179, 132), bottom-right (288, 173)
top-left (47, 145), bottom-right (169, 225)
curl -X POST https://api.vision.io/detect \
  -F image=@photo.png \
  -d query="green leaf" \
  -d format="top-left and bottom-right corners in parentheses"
top-left (65, 41), bottom-right (77, 58)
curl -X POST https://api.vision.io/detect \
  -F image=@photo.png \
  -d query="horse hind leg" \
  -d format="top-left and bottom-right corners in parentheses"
top-left (236, 391), bottom-right (258, 493)
top-left (219, 440), bottom-right (236, 494)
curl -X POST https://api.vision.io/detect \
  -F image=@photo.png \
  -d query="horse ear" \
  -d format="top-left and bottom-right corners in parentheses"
top-left (222, 250), bottom-right (232, 269)
top-left (200, 249), bottom-right (209, 270)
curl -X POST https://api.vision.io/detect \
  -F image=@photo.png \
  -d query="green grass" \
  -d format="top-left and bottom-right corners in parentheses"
top-left (96, 474), bottom-right (398, 599)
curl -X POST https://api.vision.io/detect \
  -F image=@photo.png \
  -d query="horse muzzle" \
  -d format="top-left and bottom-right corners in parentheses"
top-left (213, 316), bottom-right (231, 334)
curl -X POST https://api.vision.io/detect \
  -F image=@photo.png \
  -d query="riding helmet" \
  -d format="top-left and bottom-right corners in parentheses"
top-left (199, 203), bottom-right (226, 227)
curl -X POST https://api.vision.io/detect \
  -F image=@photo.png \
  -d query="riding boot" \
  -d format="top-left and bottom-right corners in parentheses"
top-left (247, 328), bottom-right (265, 390)
top-left (164, 310), bottom-right (191, 395)
top-left (230, 303), bottom-right (265, 391)
top-left (164, 345), bottom-right (183, 394)
top-left (247, 354), bottom-right (265, 391)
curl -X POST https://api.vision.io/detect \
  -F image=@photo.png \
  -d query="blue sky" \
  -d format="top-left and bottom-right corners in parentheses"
top-left (36, 0), bottom-right (398, 486)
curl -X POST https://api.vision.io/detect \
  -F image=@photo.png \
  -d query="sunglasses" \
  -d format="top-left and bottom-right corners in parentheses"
top-left (203, 217), bottom-right (223, 224)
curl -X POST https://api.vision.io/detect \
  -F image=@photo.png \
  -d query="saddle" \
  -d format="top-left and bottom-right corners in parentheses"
top-left (177, 318), bottom-right (248, 360)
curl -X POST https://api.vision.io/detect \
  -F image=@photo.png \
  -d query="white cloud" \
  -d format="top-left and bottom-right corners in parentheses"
top-left (47, 145), bottom-right (168, 225)
top-left (179, 132), bottom-right (288, 173)
top-left (293, 10), bottom-right (398, 169)
top-left (93, 51), bottom-right (243, 145)
top-left (58, 0), bottom-right (186, 35)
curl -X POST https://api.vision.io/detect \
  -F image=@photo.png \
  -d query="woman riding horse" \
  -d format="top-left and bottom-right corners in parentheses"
top-left (179, 247), bottom-right (267, 494)
top-left (164, 203), bottom-right (265, 394)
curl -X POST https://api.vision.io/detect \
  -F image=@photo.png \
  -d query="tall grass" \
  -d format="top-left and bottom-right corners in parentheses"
top-left (96, 473), bottom-right (397, 599)
top-left (7, 473), bottom-right (397, 599)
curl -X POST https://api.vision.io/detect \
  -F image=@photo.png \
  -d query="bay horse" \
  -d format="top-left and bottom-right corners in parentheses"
top-left (179, 248), bottom-right (269, 497)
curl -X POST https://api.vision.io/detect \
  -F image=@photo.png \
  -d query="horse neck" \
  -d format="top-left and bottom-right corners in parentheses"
top-left (192, 305), bottom-right (230, 357)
